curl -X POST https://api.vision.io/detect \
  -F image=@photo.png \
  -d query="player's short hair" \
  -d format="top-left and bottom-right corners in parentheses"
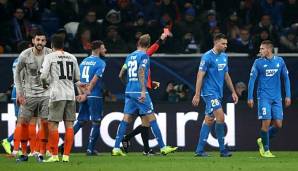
top-left (32, 30), bottom-right (46, 38)
top-left (17, 41), bottom-right (31, 53)
top-left (261, 40), bottom-right (273, 49)
top-left (213, 33), bottom-right (227, 41)
top-left (51, 34), bottom-right (64, 49)
top-left (91, 40), bottom-right (104, 50)
top-left (138, 34), bottom-right (151, 48)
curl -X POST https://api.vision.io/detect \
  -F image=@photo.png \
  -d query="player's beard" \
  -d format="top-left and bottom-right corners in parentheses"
top-left (34, 44), bottom-right (44, 52)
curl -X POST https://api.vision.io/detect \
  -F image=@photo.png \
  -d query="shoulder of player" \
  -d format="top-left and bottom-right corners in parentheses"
top-left (253, 58), bottom-right (262, 65)
top-left (141, 52), bottom-right (149, 58)
top-left (94, 58), bottom-right (106, 68)
top-left (221, 52), bottom-right (228, 57)
top-left (100, 58), bottom-right (106, 66)
top-left (18, 47), bottom-right (33, 60)
top-left (64, 51), bottom-right (78, 61)
top-left (275, 56), bottom-right (285, 62)
top-left (44, 47), bottom-right (53, 54)
top-left (201, 51), bottom-right (212, 61)
top-left (13, 58), bottom-right (19, 64)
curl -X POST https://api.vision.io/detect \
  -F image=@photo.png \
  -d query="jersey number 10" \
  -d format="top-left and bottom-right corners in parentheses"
top-left (58, 61), bottom-right (73, 80)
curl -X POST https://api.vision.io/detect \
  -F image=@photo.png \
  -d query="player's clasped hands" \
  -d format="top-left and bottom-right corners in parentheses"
top-left (192, 94), bottom-right (200, 106)
top-left (76, 94), bottom-right (87, 103)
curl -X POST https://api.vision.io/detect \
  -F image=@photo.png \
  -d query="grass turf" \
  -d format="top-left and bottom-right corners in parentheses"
top-left (0, 152), bottom-right (298, 171)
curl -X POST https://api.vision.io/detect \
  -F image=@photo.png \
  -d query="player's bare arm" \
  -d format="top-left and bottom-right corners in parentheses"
top-left (138, 67), bottom-right (146, 103)
top-left (224, 73), bottom-right (238, 104)
top-left (192, 71), bottom-right (205, 106)
top-left (119, 64), bottom-right (127, 84)
top-left (40, 56), bottom-right (51, 90)
top-left (87, 75), bottom-right (99, 94)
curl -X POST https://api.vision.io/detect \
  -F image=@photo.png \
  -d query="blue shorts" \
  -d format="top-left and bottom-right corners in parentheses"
top-left (202, 95), bottom-right (222, 117)
top-left (257, 98), bottom-right (283, 120)
top-left (78, 97), bottom-right (103, 121)
top-left (124, 93), bottom-right (154, 116)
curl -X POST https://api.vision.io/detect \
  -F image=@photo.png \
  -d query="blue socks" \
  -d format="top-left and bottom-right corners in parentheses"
top-left (87, 124), bottom-right (100, 152)
top-left (195, 123), bottom-right (210, 153)
top-left (261, 130), bottom-right (269, 151)
top-left (150, 120), bottom-right (165, 148)
top-left (114, 121), bottom-right (128, 148)
top-left (73, 121), bottom-right (83, 135)
top-left (268, 126), bottom-right (279, 139)
top-left (7, 133), bottom-right (14, 142)
top-left (215, 122), bottom-right (225, 151)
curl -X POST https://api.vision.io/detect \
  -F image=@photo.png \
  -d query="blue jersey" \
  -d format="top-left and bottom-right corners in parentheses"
top-left (198, 49), bottom-right (228, 98)
top-left (248, 56), bottom-right (291, 100)
top-left (11, 58), bottom-right (19, 100)
top-left (125, 50), bottom-right (150, 94)
top-left (80, 56), bottom-right (106, 97)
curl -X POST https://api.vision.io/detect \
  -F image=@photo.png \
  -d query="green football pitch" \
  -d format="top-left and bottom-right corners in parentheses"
top-left (1, 152), bottom-right (298, 171)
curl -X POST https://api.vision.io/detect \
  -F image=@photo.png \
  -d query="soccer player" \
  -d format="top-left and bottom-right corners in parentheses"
top-left (1, 41), bottom-right (31, 155)
top-left (120, 32), bottom-right (170, 155)
top-left (72, 40), bottom-right (107, 156)
top-left (40, 34), bottom-right (80, 162)
top-left (111, 34), bottom-right (177, 156)
top-left (247, 40), bottom-right (291, 158)
top-left (192, 33), bottom-right (238, 157)
top-left (14, 31), bottom-right (52, 162)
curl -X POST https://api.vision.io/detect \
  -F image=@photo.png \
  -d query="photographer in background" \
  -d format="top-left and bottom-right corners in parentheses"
top-left (174, 83), bottom-right (190, 101)
top-left (162, 81), bottom-right (189, 102)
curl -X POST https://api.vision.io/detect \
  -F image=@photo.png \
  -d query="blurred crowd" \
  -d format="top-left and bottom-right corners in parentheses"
top-left (0, 0), bottom-right (297, 55)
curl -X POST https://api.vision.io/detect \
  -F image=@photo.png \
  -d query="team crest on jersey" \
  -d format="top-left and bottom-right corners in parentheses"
top-left (217, 63), bottom-right (226, 71)
top-left (141, 59), bottom-right (148, 67)
top-left (142, 59), bottom-right (148, 64)
top-left (276, 63), bottom-right (280, 68)
top-left (265, 69), bottom-right (278, 76)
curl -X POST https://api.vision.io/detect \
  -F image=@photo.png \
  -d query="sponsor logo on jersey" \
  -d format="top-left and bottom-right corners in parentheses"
top-left (218, 63), bottom-right (226, 71)
top-left (265, 69), bottom-right (278, 76)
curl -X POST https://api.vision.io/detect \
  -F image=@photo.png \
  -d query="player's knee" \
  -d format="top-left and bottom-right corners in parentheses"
top-left (19, 116), bottom-right (29, 124)
top-left (65, 121), bottom-right (74, 128)
top-left (204, 116), bottom-right (215, 125)
top-left (123, 114), bottom-right (132, 122)
top-left (48, 121), bottom-right (59, 130)
top-left (141, 122), bottom-right (150, 127)
top-left (274, 122), bottom-right (282, 129)
top-left (145, 113), bottom-right (157, 122)
top-left (91, 120), bottom-right (101, 125)
top-left (78, 120), bottom-right (87, 127)
top-left (30, 117), bottom-right (37, 124)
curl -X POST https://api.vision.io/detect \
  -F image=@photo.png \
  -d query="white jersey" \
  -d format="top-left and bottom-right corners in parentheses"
top-left (15, 47), bottom-right (52, 97)
top-left (40, 50), bottom-right (80, 102)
